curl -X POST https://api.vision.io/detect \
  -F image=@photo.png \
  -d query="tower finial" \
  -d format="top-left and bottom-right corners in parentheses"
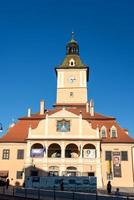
top-left (71, 31), bottom-right (74, 39)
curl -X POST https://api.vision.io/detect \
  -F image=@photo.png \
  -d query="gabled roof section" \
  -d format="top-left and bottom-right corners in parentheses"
top-left (90, 120), bottom-right (134, 143)
top-left (0, 106), bottom-right (133, 143)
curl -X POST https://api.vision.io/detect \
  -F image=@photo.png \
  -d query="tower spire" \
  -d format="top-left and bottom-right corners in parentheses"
top-left (71, 31), bottom-right (74, 40)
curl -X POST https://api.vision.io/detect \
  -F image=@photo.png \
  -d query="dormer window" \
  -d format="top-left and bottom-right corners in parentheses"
top-left (69, 58), bottom-right (75, 66)
top-left (110, 126), bottom-right (117, 138)
top-left (101, 126), bottom-right (107, 138)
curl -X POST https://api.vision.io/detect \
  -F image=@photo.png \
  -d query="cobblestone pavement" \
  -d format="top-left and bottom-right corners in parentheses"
top-left (98, 187), bottom-right (134, 196)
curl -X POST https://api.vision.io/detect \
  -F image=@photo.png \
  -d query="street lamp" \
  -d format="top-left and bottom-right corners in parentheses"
top-left (0, 123), bottom-right (3, 132)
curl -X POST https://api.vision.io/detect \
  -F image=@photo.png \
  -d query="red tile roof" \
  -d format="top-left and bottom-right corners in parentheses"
top-left (0, 120), bottom-right (40, 142)
top-left (0, 106), bottom-right (133, 143)
top-left (89, 120), bottom-right (134, 143)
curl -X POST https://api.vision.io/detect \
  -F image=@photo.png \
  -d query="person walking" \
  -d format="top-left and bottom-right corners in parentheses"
top-left (6, 178), bottom-right (10, 189)
top-left (60, 179), bottom-right (64, 191)
top-left (115, 188), bottom-right (120, 195)
top-left (107, 181), bottom-right (112, 194)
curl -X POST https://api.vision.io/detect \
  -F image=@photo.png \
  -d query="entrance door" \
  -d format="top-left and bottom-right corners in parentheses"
top-left (88, 172), bottom-right (95, 176)
top-left (30, 170), bottom-right (38, 176)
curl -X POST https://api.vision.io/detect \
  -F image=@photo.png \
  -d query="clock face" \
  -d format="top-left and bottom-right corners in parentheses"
top-left (68, 76), bottom-right (76, 83)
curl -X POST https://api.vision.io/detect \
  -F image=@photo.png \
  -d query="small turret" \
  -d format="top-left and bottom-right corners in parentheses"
top-left (27, 108), bottom-right (31, 117)
top-left (66, 32), bottom-right (79, 55)
top-left (40, 100), bottom-right (45, 115)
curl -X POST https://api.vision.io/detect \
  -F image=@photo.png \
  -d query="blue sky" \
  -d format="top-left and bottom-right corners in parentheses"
top-left (0, 0), bottom-right (134, 137)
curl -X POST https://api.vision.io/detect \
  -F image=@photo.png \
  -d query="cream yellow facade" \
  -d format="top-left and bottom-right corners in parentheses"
top-left (101, 143), bottom-right (134, 187)
top-left (0, 36), bottom-right (134, 189)
top-left (0, 143), bottom-right (26, 186)
top-left (56, 68), bottom-right (88, 104)
top-left (24, 109), bottom-right (102, 188)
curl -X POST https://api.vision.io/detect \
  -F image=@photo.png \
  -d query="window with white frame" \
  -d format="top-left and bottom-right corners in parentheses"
top-left (110, 126), bottom-right (117, 138)
top-left (101, 126), bottom-right (107, 138)
top-left (2, 149), bottom-right (10, 160)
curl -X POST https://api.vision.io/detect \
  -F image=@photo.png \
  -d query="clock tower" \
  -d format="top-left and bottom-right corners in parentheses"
top-left (55, 34), bottom-right (89, 104)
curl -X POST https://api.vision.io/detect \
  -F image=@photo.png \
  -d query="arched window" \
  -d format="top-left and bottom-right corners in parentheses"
top-left (65, 166), bottom-right (77, 176)
top-left (65, 143), bottom-right (79, 158)
top-left (110, 126), bottom-right (117, 138)
top-left (49, 166), bottom-right (59, 176)
top-left (69, 58), bottom-right (75, 66)
top-left (101, 126), bottom-right (107, 138)
top-left (48, 143), bottom-right (61, 158)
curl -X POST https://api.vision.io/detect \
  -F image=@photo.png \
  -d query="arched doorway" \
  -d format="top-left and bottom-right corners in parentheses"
top-left (48, 143), bottom-right (61, 158)
top-left (66, 166), bottom-right (77, 176)
top-left (49, 166), bottom-right (59, 176)
top-left (65, 143), bottom-right (79, 158)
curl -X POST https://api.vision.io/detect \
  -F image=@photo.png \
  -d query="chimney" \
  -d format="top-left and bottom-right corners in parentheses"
top-left (40, 100), bottom-right (45, 115)
top-left (28, 108), bottom-right (31, 117)
top-left (124, 129), bottom-right (129, 135)
top-left (86, 102), bottom-right (89, 112)
top-left (90, 99), bottom-right (94, 116)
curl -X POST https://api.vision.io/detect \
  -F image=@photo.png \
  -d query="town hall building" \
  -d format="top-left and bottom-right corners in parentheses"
top-left (0, 35), bottom-right (134, 188)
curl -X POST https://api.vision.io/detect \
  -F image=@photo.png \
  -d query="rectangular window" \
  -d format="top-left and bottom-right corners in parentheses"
top-left (105, 151), bottom-right (112, 160)
top-left (17, 149), bottom-right (24, 159)
top-left (2, 149), bottom-right (10, 160)
top-left (101, 129), bottom-right (106, 138)
top-left (111, 129), bottom-right (117, 137)
top-left (121, 151), bottom-right (128, 161)
top-left (16, 171), bottom-right (23, 179)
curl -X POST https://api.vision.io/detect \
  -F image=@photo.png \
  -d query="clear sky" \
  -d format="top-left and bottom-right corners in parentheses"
top-left (0, 0), bottom-right (134, 137)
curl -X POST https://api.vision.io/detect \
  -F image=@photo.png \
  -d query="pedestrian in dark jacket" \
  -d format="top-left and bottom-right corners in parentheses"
top-left (60, 180), bottom-right (64, 191)
top-left (107, 181), bottom-right (112, 194)
top-left (115, 188), bottom-right (120, 195)
top-left (6, 178), bottom-right (10, 189)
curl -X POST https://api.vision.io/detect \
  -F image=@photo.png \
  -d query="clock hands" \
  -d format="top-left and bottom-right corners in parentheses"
top-left (69, 77), bottom-right (76, 83)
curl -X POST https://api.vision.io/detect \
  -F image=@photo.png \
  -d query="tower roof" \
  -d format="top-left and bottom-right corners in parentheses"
top-left (66, 32), bottom-right (79, 55)
top-left (57, 33), bottom-right (87, 69)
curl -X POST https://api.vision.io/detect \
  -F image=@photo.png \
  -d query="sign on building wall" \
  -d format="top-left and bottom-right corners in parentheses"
top-left (83, 149), bottom-right (96, 159)
top-left (113, 152), bottom-right (121, 177)
top-left (107, 160), bottom-right (113, 180)
top-left (31, 148), bottom-right (45, 158)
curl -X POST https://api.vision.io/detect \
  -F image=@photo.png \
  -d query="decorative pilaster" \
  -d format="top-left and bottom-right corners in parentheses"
top-left (79, 112), bottom-right (82, 137)
top-left (45, 112), bottom-right (48, 137)
top-left (96, 142), bottom-right (103, 188)
top-left (25, 141), bottom-right (32, 167)
top-left (61, 142), bottom-right (65, 159)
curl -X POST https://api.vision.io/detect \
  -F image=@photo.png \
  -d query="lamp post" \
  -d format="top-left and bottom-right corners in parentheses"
top-left (0, 123), bottom-right (3, 132)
